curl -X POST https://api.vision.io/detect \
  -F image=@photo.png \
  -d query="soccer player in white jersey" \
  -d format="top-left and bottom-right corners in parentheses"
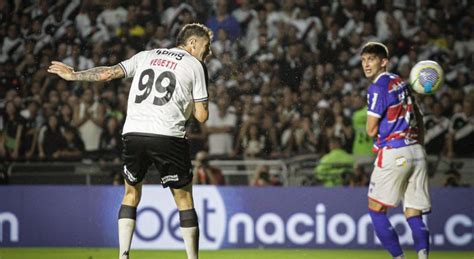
top-left (362, 42), bottom-right (431, 259)
top-left (48, 23), bottom-right (212, 259)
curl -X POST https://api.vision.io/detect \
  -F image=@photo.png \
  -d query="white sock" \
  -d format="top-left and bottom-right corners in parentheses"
top-left (181, 226), bottom-right (199, 259)
top-left (118, 218), bottom-right (136, 259)
top-left (394, 255), bottom-right (405, 259)
top-left (418, 249), bottom-right (428, 259)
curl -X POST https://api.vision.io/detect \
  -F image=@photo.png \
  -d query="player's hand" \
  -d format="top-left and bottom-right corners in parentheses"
top-left (47, 61), bottom-right (76, 81)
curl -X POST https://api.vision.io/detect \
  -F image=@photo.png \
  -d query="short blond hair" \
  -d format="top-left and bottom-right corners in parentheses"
top-left (176, 23), bottom-right (213, 46)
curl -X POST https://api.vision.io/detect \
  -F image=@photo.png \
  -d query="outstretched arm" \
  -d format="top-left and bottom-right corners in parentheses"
top-left (47, 61), bottom-right (125, 81)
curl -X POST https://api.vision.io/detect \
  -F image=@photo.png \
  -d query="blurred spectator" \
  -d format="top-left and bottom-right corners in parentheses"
top-left (73, 88), bottom-right (105, 157)
top-left (260, 113), bottom-right (280, 158)
top-left (205, 95), bottom-right (236, 157)
top-left (245, 4), bottom-right (268, 51)
top-left (0, 132), bottom-right (5, 161)
top-left (96, 0), bottom-right (127, 36)
top-left (193, 151), bottom-right (225, 185)
top-left (325, 100), bottom-right (353, 152)
top-left (99, 116), bottom-right (122, 180)
top-left (0, 24), bottom-right (25, 63)
top-left (349, 164), bottom-right (369, 187)
top-left (146, 25), bottom-right (172, 49)
top-left (186, 116), bottom-right (206, 159)
top-left (314, 137), bottom-right (354, 187)
top-left (101, 88), bottom-right (124, 123)
top-left (278, 41), bottom-right (305, 91)
top-left (116, 5), bottom-right (146, 49)
top-left (351, 94), bottom-right (374, 164)
top-left (3, 101), bottom-right (24, 161)
top-left (231, 0), bottom-right (255, 36)
top-left (399, 8), bottom-right (419, 38)
top-left (424, 102), bottom-right (450, 155)
top-left (446, 98), bottom-right (474, 158)
top-left (75, 5), bottom-right (110, 43)
top-left (237, 121), bottom-right (266, 159)
top-left (55, 127), bottom-right (84, 161)
top-left (292, 6), bottom-right (323, 53)
top-left (137, 0), bottom-right (159, 25)
top-left (211, 28), bottom-right (236, 58)
top-left (0, 162), bottom-right (8, 184)
top-left (38, 115), bottom-right (64, 161)
top-left (58, 103), bottom-right (75, 129)
top-left (444, 168), bottom-right (470, 188)
top-left (62, 43), bottom-right (94, 71)
top-left (0, 62), bottom-right (21, 100)
top-left (206, 0), bottom-right (241, 41)
top-left (295, 116), bottom-right (318, 154)
top-left (20, 101), bottom-right (41, 160)
top-left (99, 116), bottom-right (122, 162)
top-left (161, 0), bottom-right (182, 27)
top-left (167, 3), bottom-right (197, 39)
top-left (42, 6), bottom-right (70, 41)
top-left (280, 115), bottom-right (302, 156)
top-left (251, 164), bottom-right (281, 186)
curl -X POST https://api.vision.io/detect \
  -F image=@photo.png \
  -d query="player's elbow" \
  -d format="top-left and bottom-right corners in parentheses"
top-left (366, 119), bottom-right (379, 138)
top-left (103, 74), bottom-right (114, 81)
top-left (194, 102), bottom-right (209, 123)
top-left (367, 128), bottom-right (377, 138)
top-left (366, 124), bottom-right (378, 137)
top-left (194, 112), bottom-right (208, 123)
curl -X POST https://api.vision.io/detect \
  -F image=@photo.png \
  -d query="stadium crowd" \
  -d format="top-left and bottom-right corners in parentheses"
top-left (0, 0), bottom-right (473, 186)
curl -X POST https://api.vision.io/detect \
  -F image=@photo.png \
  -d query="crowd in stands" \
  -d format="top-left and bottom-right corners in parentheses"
top-left (0, 0), bottom-right (473, 186)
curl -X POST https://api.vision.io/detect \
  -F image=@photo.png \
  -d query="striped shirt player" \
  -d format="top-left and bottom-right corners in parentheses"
top-left (48, 23), bottom-right (212, 259)
top-left (361, 42), bottom-right (431, 259)
top-left (367, 71), bottom-right (430, 211)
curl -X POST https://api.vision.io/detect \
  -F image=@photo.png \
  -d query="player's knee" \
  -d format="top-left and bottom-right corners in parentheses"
top-left (179, 208), bottom-right (198, 228)
top-left (368, 199), bottom-right (387, 212)
top-left (171, 187), bottom-right (193, 210)
top-left (175, 195), bottom-right (193, 210)
top-left (404, 208), bottom-right (422, 218)
top-left (124, 188), bottom-right (141, 203)
top-left (123, 197), bottom-right (140, 207)
top-left (123, 184), bottom-right (142, 206)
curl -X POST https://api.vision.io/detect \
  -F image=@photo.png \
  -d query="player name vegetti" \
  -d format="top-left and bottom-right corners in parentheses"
top-left (149, 49), bottom-right (186, 71)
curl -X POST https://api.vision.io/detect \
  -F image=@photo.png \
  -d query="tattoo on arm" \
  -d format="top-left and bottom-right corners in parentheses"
top-left (73, 65), bottom-right (125, 82)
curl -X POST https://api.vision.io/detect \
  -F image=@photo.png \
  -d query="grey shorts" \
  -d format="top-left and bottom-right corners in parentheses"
top-left (368, 144), bottom-right (431, 213)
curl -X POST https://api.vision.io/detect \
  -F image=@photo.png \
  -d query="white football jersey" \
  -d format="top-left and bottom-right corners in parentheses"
top-left (119, 48), bottom-right (208, 137)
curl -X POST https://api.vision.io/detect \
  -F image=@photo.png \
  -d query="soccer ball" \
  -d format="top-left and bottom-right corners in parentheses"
top-left (409, 60), bottom-right (444, 94)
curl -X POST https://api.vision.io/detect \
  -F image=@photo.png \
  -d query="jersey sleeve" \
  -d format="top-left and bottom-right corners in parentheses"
top-left (367, 84), bottom-right (386, 118)
top-left (192, 61), bottom-right (209, 102)
top-left (119, 51), bottom-right (148, 78)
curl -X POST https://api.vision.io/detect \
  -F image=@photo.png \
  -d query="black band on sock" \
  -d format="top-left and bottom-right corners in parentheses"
top-left (179, 209), bottom-right (198, 228)
top-left (119, 205), bottom-right (137, 220)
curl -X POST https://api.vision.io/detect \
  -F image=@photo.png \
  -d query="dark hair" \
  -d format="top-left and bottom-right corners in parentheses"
top-left (360, 42), bottom-right (389, 59)
top-left (176, 23), bottom-right (213, 46)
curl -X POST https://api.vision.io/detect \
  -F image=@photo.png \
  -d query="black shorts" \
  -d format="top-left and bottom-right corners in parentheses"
top-left (121, 133), bottom-right (193, 188)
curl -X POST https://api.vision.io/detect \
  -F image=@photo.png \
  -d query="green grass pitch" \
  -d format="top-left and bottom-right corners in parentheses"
top-left (0, 248), bottom-right (472, 259)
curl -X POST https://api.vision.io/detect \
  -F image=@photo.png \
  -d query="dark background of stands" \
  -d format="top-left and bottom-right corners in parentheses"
top-left (0, 0), bottom-right (472, 187)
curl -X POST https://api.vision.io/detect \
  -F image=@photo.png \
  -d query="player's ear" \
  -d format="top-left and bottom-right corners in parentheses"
top-left (188, 37), bottom-right (197, 49)
top-left (381, 58), bottom-right (389, 70)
